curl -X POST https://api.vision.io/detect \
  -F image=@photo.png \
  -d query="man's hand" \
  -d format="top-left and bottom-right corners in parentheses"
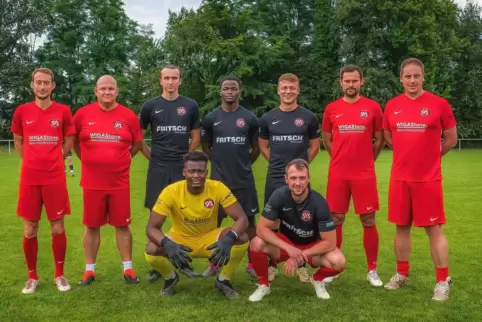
top-left (286, 245), bottom-right (307, 265)
top-left (161, 237), bottom-right (193, 269)
top-left (206, 231), bottom-right (237, 267)
top-left (283, 258), bottom-right (298, 276)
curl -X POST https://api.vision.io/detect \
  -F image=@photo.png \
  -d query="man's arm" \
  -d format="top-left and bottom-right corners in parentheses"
top-left (384, 131), bottom-right (392, 148)
top-left (250, 136), bottom-right (261, 163)
top-left (201, 142), bottom-right (212, 159)
top-left (189, 129), bottom-right (201, 152)
top-left (139, 129), bottom-right (151, 160)
top-left (307, 138), bottom-right (320, 163)
top-left (146, 210), bottom-right (168, 246)
top-left (223, 201), bottom-right (249, 237)
top-left (13, 134), bottom-right (24, 158)
top-left (373, 131), bottom-right (385, 160)
top-left (73, 137), bottom-right (81, 160)
top-left (259, 138), bottom-right (270, 161)
top-left (442, 126), bottom-right (457, 156)
top-left (302, 230), bottom-right (336, 258)
top-left (63, 135), bottom-right (74, 158)
top-left (130, 141), bottom-right (142, 157)
top-left (322, 132), bottom-right (332, 154)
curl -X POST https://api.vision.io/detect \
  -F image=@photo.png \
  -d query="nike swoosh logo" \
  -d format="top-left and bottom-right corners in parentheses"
top-left (272, 120), bottom-right (281, 125)
top-left (57, 209), bottom-right (64, 215)
top-left (394, 111), bottom-right (402, 115)
top-left (366, 206), bottom-right (373, 211)
top-left (88, 122), bottom-right (96, 125)
top-left (26, 121), bottom-right (35, 124)
top-left (155, 110), bottom-right (164, 113)
top-left (282, 207), bottom-right (292, 211)
top-left (335, 114), bottom-right (343, 118)
top-left (251, 208), bottom-right (257, 212)
top-left (430, 217), bottom-right (439, 222)
top-left (126, 218), bottom-right (131, 222)
top-left (180, 206), bottom-right (187, 210)
top-left (214, 121), bottom-right (222, 126)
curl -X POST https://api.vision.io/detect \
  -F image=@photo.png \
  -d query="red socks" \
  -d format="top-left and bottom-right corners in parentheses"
top-left (436, 267), bottom-right (449, 282)
top-left (397, 260), bottom-right (410, 277)
top-left (313, 266), bottom-right (341, 281)
top-left (249, 248), bottom-right (270, 286)
top-left (363, 225), bottom-right (379, 271)
top-left (335, 225), bottom-right (343, 249)
top-left (52, 232), bottom-right (67, 278)
top-left (23, 236), bottom-right (38, 280)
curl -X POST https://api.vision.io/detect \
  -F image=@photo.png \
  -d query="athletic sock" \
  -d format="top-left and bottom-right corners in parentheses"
top-left (219, 242), bottom-right (249, 279)
top-left (122, 261), bottom-right (133, 272)
top-left (313, 266), bottom-right (341, 282)
top-left (52, 231), bottom-right (67, 278)
top-left (86, 263), bottom-right (96, 272)
top-left (23, 236), bottom-right (38, 280)
top-left (218, 274), bottom-right (228, 281)
top-left (144, 252), bottom-right (174, 279)
top-left (69, 165), bottom-right (73, 171)
top-left (363, 225), bottom-right (379, 271)
top-left (250, 248), bottom-right (270, 286)
top-left (335, 224), bottom-right (343, 249)
top-left (397, 260), bottom-right (410, 277)
top-left (436, 267), bottom-right (449, 283)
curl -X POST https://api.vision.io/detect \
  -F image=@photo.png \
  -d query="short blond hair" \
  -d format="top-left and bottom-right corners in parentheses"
top-left (400, 58), bottom-right (424, 76)
top-left (278, 73), bottom-right (299, 84)
top-left (31, 68), bottom-right (55, 82)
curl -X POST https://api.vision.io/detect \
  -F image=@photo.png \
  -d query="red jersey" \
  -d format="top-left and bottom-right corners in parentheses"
top-left (383, 92), bottom-right (456, 182)
top-left (73, 103), bottom-right (142, 190)
top-left (322, 96), bottom-right (383, 180)
top-left (10, 101), bottom-right (75, 185)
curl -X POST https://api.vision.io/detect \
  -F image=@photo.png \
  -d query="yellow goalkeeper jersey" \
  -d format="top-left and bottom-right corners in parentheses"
top-left (152, 179), bottom-right (237, 237)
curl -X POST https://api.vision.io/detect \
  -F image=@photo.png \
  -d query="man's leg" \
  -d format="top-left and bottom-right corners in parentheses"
top-left (310, 248), bottom-right (347, 299)
top-left (202, 207), bottom-right (227, 277)
top-left (67, 155), bottom-right (74, 176)
top-left (264, 181), bottom-right (282, 281)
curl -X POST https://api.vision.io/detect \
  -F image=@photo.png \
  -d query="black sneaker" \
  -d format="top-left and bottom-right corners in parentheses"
top-left (146, 269), bottom-right (162, 283)
top-left (160, 271), bottom-right (179, 297)
top-left (179, 266), bottom-right (201, 278)
top-left (215, 278), bottom-right (240, 299)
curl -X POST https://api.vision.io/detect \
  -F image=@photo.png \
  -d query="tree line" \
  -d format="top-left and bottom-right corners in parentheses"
top-left (1, 0), bottom-right (481, 139)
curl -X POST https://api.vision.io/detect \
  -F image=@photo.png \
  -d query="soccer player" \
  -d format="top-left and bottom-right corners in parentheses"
top-left (144, 151), bottom-right (249, 299)
top-left (383, 58), bottom-right (457, 301)
top-left (138, 64), bottom-right (201, 281)
top-left (201, 76), bottom-right (260, 277)
top-left (64, 149), bottom-right (74, 176)
top-left (11, 67), bottom-right (75, 294)
top-left (321, 65), bottom-right (384, 286)
top-left (73, 75), bottom-right (142, 285)
top-left (258, 73), bottom-right (321, 282)
top-left (248, 159), bottom-right (345, 301)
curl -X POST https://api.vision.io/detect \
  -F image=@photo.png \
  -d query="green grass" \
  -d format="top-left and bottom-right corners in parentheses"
top-left (0, 149), bottom-right (481, 322)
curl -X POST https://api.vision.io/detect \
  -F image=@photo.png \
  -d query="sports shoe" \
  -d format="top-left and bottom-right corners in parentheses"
top-left (248, 284), bottom-right (271, 302)
top-left (432, 277), bottom-right (452, 301)
top-left (179, 266), bottom-right (201, 278)
top-left (310, 276), bottom-right (330, 299)
top-left (215, 278), bottom-right (240, 299)
top-left (146, 269), bottom-right (161, 283)
top-left (297, 267), bottom-right (310, 283)
top-left (246, 264), bottom-right (257, 279)
top-left (323, 274), bottom-right (339, 284)
top-left (384, 273), bottom-right (409, 290)
top-left (22, 279), bottom-right (40, 294)
top-left (79, 270), bottom-right (96, 286)
top-left (202, 264), bottom-right (220, 277)
top-left (160, 271), bottom-right (179, 297)
top-left (124, 269), bottom-right (140, 284)
top-left (268, 266), bottom-right (278, 282)
top-left (54, 276), bottom-right (71, 291)
top-left (70, 170), bottom-right (75, 177)
top-left (367, 270), bottom-right (383, 287)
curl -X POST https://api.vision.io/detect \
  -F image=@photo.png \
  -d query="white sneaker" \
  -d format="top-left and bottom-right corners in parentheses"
top-left (248, 284), bottom-right (271, 302)
top-left (384, 273), bottom-right (409, 290)
top-left (54, 276), bottom-right (71, 292)
top-left (432, 277), bottom-right (452, 301)
top-left (70, 170), bottom-right (75, 177)
top-left (367, 270), bottom-right (383, 287)
top-left (268, 266), bottom-right (278, 282)
top-left (310, 276), bottom-right (330, 299)
top-left (323, 274), bottom-right (339, 284)
top-left (296, 267), bottom-right (310, 283)
top-left (202, 264), bottom-right (219, 277)
top-left (22, 279), bottom-right (40, 294)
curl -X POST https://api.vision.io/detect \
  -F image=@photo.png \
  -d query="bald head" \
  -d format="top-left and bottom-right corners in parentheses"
top-left (94, 75), bottom-right (118, 107)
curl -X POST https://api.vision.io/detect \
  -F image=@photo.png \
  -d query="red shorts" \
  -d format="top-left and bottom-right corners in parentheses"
top-left (272, 233), bottom-right (320, 266)
top-left (388, 180), bottom-right (446, 227)
top-left (82, 188), bottom-right (131, 228)
top-left (17, 182), bottom-right (71, 221)
top-left (326, 176), bottom-right (379, 215)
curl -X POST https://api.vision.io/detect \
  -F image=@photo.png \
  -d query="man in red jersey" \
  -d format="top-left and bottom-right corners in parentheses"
top-left (73, 75), bottom-right (142, 285)
top-left (322, 65), bottom-right (385, 287)
top-left (11, 67), bottom-right (75, 294)
top-left (383, 58), bottom-right (457, 301)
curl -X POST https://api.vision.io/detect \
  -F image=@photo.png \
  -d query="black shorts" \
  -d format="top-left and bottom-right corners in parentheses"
top-left (264, 181), bottom-right (286, 206)
top-left (144, 166), bottom-right (184, 210)
top-left (218, 186), bottom-right (259, 227)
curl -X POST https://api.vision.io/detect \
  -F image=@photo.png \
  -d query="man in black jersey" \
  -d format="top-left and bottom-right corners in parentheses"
top-left (258, 73), bottom-right (321, 282)
top-left (248, 159), bottom-right (346, 302)
top-left (138, 64), bottom-right (201, 281)
top-left (201, 76), bottom-right (260, 277)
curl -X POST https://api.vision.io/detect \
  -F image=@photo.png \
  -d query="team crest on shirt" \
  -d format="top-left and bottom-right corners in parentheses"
top-left (236, 118), bottom-right (246, 128)
top-left (420, 108), bottom-right (430, 117)
top-left (204, 198), bottom-right (214, 209)
top-left (360, 110), bottom-right (369, 119)
top-left (294, 118), bottom-right (304, 127)
top-left (301, 210), bottom-right (312, 222)
top-left (113, 121), bottom-right (123, 129)
top-left (177, 107), bottom-right (186, 116)
top-left (50, 119), bottom-right (60, 128)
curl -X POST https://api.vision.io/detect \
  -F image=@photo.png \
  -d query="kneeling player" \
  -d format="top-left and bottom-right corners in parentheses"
top-left (145, 152), bottom-right (249, 299)
top-left (248, 159), bottom-right (346, 302)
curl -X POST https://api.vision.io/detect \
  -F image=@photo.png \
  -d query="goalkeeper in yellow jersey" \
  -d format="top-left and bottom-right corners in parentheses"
top-left (145, 151), bottom-right (249, 299)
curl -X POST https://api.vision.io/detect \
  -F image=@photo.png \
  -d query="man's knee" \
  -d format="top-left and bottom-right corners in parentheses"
top-left (396, 224), bottom-right (412, 236)
top-left (360, 213), bottom-right (376, 227)
top-left (249, 237), bottom-right (266, 252)
top-left (24, 220), bottom-right (39, 238)
top-left (330, 249), bottom-right (347, 272)
top-left (332, 213), bottom-right (345, 226)
top-left (425, 224), bottom-right (445, 239)
top-left (235, 232), bottom-right (250, 245)
top-left (50, 218), bottom-right (65, 234)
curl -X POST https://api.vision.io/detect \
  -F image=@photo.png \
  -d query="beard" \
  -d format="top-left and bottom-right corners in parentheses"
top-left (344, 88), bottom-right (359, 98)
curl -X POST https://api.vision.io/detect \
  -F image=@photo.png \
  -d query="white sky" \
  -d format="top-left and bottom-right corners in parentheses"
top-left (124, 0), bottom-right (480, 38)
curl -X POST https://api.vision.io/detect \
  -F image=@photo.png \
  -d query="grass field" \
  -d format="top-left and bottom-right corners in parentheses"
top-left (0, 149), bottom-right (481, 322)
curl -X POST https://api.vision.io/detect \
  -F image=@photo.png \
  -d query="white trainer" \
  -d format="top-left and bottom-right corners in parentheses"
top-left (248, 284), bottom-right (271, 302)
top-left (323, 274), bottom-right (339, 284)
top-left (22, 279), bottom-right (40, 294)
top-left (367, 270), bottom-right (383, 287)
top-left (268, 266), bottom-right (278, 282)
top-left (54, 276), bottom-right (71, 292)
top-left (432, 277), bottom-right (452, 301)
top-left (296, 267), bottom-right (310, 283)
top-left (310, 276), bottom-right (330, 299)
top-left (384, 273), bottom-right (409, 290)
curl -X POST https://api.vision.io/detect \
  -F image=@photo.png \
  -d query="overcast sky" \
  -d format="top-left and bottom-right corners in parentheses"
top-left (124, 0), bottom-right (480, 38)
